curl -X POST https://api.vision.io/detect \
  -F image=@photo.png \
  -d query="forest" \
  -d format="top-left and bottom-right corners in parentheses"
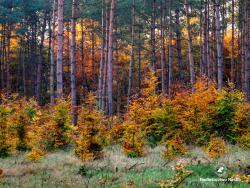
top-left (0, 0), bottom-right (250, 187)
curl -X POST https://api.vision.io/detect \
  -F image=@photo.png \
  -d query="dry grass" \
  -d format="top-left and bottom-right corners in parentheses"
top-left (0, 144), bottom-right (249, 187)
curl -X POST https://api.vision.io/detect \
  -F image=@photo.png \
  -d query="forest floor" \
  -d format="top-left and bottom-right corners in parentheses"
top-left (0, 145), bottom-right (250, 188)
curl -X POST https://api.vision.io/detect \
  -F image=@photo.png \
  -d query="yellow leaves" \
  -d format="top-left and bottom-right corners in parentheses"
top-left (26, 148), bottom-right (44, 161)
top-left (205, 137), bottom-right (229, 158)
top-left (122, 123), bottom-right (145, 157)
top-left (234, 103), bottom-right (250, 133)
top-left (163, 137), bottom-right (187, 161)
top-left (74, 94), bottom-right (105, 161)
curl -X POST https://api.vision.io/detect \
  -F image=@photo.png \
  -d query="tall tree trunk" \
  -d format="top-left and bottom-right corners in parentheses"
top-left (175, 8), bottom-right (182, 81)
top-left (91, 30), bottom-right (95, 84)
top-left (127, 0), bottom-right (135, 107)
top-left (0, 23), bottom-right (3, 93)
top-left (50, 0), bottom-right (56, 104)
top-left (101, 4), bottom-right (109, 111)
top-left (168, 1), bottom-right (173, 96)
top-left (231, 0), bottom-right (235, 83)
top-left (115, 39), bottom-right (121, 120)
top-left (151, 0), bottom-right (156, 73)
top-left (244, 0), bottom-right (250, 101)
top-left (215, 0), bottom-right (223, 89)
top-left (6, 24), bottom-right (11, 100)
top-left (138, 26), bottom-right (142, 93)
top-left (160, 1), bottom-right (166, 94)
top-left (203, 0), bottom-right (208, 75)
top-left (71, 0), bottom-right (77, 125)
top-left (107, 0), bottom-right (116, 119)
top-left (206, 1), bottom-right (210, 78)
top-left (98, 0), bottom-right (105, 109)
top-left (1, 23), bottom-right (6, 94)
top-left (80, 19), bottom-right (86, 91)
top-left (199, 0), bottom-right (204, 75)
top-left (185, 0), bottom-right (195, 91)
top-left (212, 4), bottom-right (217, 81)
top-left (56, 0), bottom-right (64, 98)
top-left (36, 15), bottom-right (46, 103)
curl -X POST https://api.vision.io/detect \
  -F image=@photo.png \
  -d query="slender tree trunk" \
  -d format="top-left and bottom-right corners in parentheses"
top-left (236, 30), bottom-right (241, 87)
top-left (199, 1), bottom-right (204, 75)
top-left (206, 1), bottom-right (210, 78)
top-left (102, 4), bottom-right (109, 111)
top-left (215, 0), bottom-right (223, 89)
top-left (6, 24), bottom-right (11, 100)
top-left (231, 0), bottom-right (235, 83)
top-left (244, 0), bottom-right (250, 101)
top-left (185, 0), bottom-right (195, 91)
top-left (20, 36), bottom-right (26, 95)
top-left (0, 24), bottom-right (6, 94)
top-left (175, 8), bottom-right (182, 81)
top-left (36, 15), bottom-right (46, 103)
top-left (91, 30), bottom-right (95, 84)
top-left (107, 0), bottom-right (116, 119)
top-left (80, 19), bottom-right (86, 91)
top-left (203, 0), bottom-right (208, 75)
top-left (127, 0), bottom-right (135, 107)
top-left (71, 0), bottom-right (77, 125)
top-left (138, 26), bottom-right (142, 93)
top-left (0, 23), bottom-right (3, 93)
top-left (50, 0), bottom-right (56, 104)
top-left (160, 2), bottom-right (166, 94)
top-left (57, 0), bottom-right (64, 98)
top-left (115, 39), bottom-right (121, 120)
top-left (151, 0), bottom-right (156, 73)
top-left (98, 0), bottom-right (105, 109)
top-left (212, 4), bottom-right (217, 81)
top-left (168, 2), bottom-right (173, 96)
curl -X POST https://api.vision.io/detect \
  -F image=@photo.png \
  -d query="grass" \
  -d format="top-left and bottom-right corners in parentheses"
top-left (0, 145), bottom-right (249, 187)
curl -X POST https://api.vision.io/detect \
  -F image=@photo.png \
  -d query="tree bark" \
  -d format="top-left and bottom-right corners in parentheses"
top-left (127, 0), bottom-right (135, 107)
top-left (71, 0), bottom-right (77, 125)
top-left (231, 0), bottom-right (235, 83)
top-left (185, 0), bottom-right (195, 92)
top-left (161, 1), bottom-right (166, 94)
top-left (36, 15), bottom-right (46, 103)
top-left (107, 0), bottom-right (116, 119)
top-left (151, 0), bottom-right (156, 73)
top-left (6, 24), bottom-right (11, 100)
top-left (215, 0), bottom-right (223, 89)
top-left (98, 0), bottom-right (105, 109)
top-left (56, 0), bottom-right (64, 98)
top-left (168, 1), bottom-right (173, 96)
top-left (175, 8), bottom-right (182, 81)
top-left (50, 0), bottom-right (56, 104)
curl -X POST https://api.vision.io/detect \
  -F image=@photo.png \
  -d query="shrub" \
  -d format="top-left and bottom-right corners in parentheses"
top-left (125, 70), bottom-right (172, 148)
top-left (8, 98), bottom-right (38, 151)
top-left (163, 137), bottom-right (187, 161)
top-left (172, 78), bottom-right (217, 145)
top-left (205, 137), bottom-right (228, 158)
top-left (0, 105), bottom-right (12, 157)
top-left (233, 103), bottom-right (250, 147)
top-left (237, 133), bottom-right (250, 150)
top-left (212, 88), bottom-right (245, 143)
top-left (142, 102), bottom-right (177, 148)
top-left (41, 99), bottom-right (73, 150)
top-left (123, 123), bottom-right (144, 157)
top-left (26, 148), bottom-right (44, 161)
top-left (107, 123), bottom-right (126, 144)
top-left (74, 93), bottom-right (106, 161)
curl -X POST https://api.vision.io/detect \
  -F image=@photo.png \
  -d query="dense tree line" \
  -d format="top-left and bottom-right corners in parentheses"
top-left (0, 0), bottom-right (249, 124)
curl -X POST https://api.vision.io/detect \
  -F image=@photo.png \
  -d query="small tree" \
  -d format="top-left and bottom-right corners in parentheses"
top-left (74, 93), bottom-right (106, 161)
